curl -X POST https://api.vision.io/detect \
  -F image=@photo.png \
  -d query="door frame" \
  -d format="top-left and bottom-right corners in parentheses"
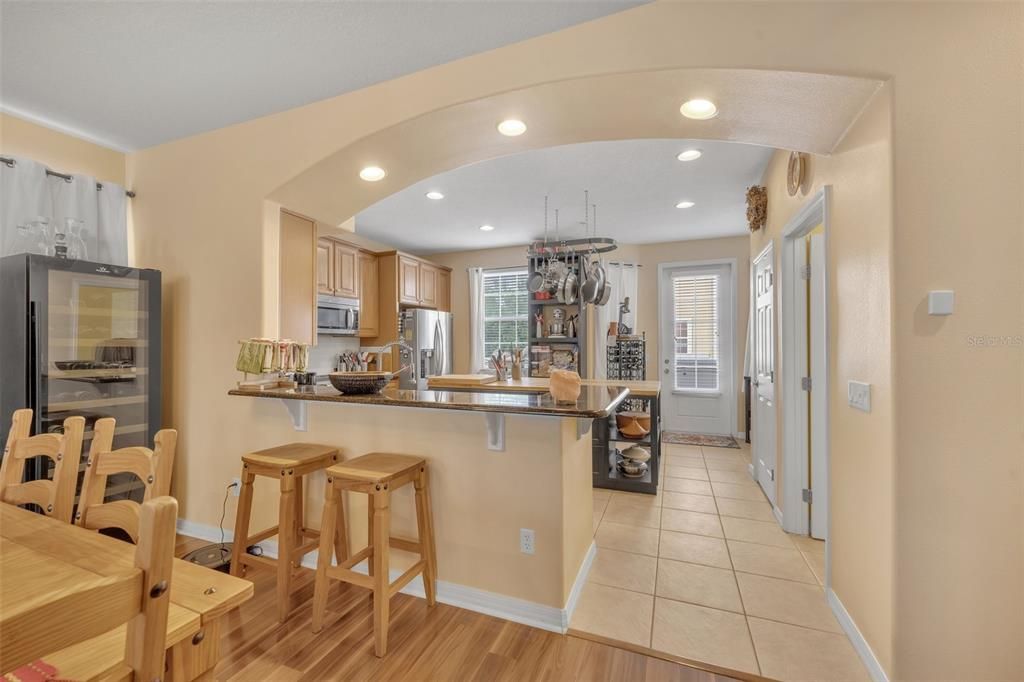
top-left (779, 186), bottom-right (832, 548)
top-left (656, 258), bottom-right (737, 436)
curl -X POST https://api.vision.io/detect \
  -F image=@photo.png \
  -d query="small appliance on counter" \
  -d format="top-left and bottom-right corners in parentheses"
top-left (398, 309), bottom-right (453, 390)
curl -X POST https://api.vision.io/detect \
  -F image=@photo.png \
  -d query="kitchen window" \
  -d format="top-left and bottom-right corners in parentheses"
top-left (672, 274), bottom-right (719, 390)
top-left (481, 268), bottom-right (529, 368)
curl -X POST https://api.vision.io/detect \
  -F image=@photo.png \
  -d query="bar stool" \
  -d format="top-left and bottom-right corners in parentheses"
top-left (230, 442), bottom-right (340, 621)
top-left (311, 453), bottom-right (437, 657)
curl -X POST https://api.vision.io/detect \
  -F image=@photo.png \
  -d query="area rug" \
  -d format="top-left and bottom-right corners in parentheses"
top-left (662, 431), bottom-right (740, 449)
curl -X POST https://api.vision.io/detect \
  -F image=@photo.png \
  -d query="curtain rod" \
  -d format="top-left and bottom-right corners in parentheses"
top-left (0, 156), bottom-right (136, 198)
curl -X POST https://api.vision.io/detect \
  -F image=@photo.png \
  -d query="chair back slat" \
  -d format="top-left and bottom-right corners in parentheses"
top-left (77, 418), bottom-right (177, 541)
top-left (0, 409), bottom-right (85, 522)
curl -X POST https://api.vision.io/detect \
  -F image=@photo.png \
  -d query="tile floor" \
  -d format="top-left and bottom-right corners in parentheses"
top-left (575, 442), bottom-right (869, 681)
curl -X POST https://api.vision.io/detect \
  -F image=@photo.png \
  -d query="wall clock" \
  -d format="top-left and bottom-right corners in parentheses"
top-left (787, 151), bottom-right (806, 196)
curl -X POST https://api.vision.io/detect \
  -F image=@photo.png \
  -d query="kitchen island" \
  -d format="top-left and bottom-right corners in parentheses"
top-left (228, 381), bottom-right (630, 632)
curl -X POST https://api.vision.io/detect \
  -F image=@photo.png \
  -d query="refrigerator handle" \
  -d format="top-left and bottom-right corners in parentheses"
top-left (432, 320), bottom-right (443, 376)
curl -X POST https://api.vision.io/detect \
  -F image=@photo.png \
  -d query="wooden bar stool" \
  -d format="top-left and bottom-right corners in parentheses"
top-left (230, 442), bottom-right (340, 621)
top-left (311, 453), bottom-right (437, 657)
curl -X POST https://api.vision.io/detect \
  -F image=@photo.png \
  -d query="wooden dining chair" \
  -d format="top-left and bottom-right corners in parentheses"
top-left (0, 408), bottom-right (85, 523)
top-left (76, 417), bottom-right (178, 542)
top-left (0, 496), bottom-right (178, 681)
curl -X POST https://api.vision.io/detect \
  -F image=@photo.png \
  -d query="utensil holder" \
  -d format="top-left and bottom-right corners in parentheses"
top-left (511, 365), bottom-right (522, 381)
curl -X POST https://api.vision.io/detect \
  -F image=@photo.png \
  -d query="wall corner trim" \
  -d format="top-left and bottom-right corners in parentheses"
top-left (177, 517), bottom-right (580, 634)
top-left (827, 588), bottom-right (889, 682)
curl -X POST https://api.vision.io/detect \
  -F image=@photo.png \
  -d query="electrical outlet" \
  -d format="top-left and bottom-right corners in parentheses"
top-left (520, 528), bottom-right (535, 555)
top-left (230, 477), bottom-right (241, 497)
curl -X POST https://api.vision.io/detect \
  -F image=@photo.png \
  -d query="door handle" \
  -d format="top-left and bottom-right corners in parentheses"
top-left (664, 369), bottom-right (669, 375)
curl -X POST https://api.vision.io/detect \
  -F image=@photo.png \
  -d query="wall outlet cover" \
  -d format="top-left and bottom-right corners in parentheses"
top-left (230, 477), bottom-right (241, 497)
top-left (848, 381), bottom-right (871, 412)
top-left (520, 528), bottom-right (536, 555)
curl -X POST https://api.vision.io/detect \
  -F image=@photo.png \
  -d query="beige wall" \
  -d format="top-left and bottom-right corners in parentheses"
top-left (432, 235), bottom-right (751, 432)
top-left (751, 86), bottom-right (895, 672)
top-left (0, 112), bottom-right (125, 185)
top-left (124, 3), bottom-right (1022, 678)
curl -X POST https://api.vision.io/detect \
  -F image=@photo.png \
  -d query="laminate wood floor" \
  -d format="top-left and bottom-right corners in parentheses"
top-left (176, 536), bottom-right (738, 681)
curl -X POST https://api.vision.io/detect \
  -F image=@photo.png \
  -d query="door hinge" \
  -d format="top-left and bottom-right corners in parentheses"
top-left (800, 264), bottom-right (811, 280)
top-left (802, 488), bottom-right (813, 504)
top-left (801, 376), bottom-right (812, 391)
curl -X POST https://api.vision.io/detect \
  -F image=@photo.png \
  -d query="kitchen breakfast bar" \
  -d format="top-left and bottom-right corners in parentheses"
top-left (228, 379), bottom-right (635, 629)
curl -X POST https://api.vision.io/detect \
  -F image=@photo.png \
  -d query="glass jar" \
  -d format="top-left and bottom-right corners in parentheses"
top-left (30, 217), bottom-right (53, 256)
top-left (66, 218), bottom-right (87, 260)
top-left (52, 219), bottom-right (69, 259)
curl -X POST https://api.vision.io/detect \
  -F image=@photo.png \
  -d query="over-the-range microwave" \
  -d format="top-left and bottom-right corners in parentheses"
top-left (317, 294), bottom-right (359, 336)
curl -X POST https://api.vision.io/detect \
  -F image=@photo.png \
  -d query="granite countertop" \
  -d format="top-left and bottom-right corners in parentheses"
top-left (228, 383), bottom-right (630, 418)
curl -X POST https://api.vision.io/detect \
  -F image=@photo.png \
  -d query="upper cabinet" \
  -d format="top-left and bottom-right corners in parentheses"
top-left (437, 269), bottom-right (451, 313)
top-left (334, 242), bottom-right (359, 298)
top-left (419, 263), bottom-right (439, 309)
top-left (358, 251), bottom-right (379, 338)
top-left (398, 255), bottom-right (421, 306)
top-left (317, 238), bottom-right (360, 299)
top-left (316, 238), bottom-right (334, 295)
top-left (281, 212), bottom-right (317, 345)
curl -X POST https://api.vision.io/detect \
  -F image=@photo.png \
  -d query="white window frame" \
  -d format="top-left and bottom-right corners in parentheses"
top-left (479, 267), bottom-right (529, 370)
top-left (670, 273), bottom-right (722, 394)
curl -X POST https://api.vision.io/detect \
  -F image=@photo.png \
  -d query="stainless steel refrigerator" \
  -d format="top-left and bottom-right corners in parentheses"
top-left (0, 254), bottom-right (161, 501)
top-left (397, 309), bottom-right (453, 390)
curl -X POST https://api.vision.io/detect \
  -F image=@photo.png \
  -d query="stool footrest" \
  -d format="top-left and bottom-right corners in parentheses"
top-left (238, 553), bottom-right (276, 570)
top-left (338, 546), bottom-right (373, 571)
top-left (327, 566), bottom-right (374, 590)
top-left (244, 525), bottom-right (280, 546)
top-left (389, 560), bottom-right (426, 598)
top-left (294, 539), bottom-right (320, 558)
top-left (389, 536), bottom-right (422, 554)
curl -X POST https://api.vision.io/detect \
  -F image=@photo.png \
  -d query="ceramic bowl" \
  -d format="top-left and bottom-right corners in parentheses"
top-left (622, 445), bottom-right (651, 463)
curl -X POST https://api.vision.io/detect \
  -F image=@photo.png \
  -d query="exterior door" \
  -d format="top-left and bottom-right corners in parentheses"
top-left (659, 262), bottom-right (734, 435)
top-left (753, 244), bottom-right (777, 506)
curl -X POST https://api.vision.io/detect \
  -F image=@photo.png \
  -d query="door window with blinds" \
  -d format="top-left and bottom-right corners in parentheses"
top-left (671, 273), bottom-right (720, 390)
top-left (482, 269), bottom-right (529, 366)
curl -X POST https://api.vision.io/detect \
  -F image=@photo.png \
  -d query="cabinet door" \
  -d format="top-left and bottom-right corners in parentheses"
top-left (419, 263), bottom-right (438, 308)
top-left (316, 238), bottom-right (334, 295)
top-left (399, 256), bottom-right (421, 305)
top-left (437, 269), bottom-right (451, 312)
top-left (358, 252), bottom-right (379, 337)
top-left (334, 243), bottom-right (359, 298)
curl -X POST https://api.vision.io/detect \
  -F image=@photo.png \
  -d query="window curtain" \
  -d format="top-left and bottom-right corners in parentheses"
top-left (594, 262), bottom-right (639, 379)
top-left (0, 155), bottom-right (129, 265)
top-left (468, 267), bottom-right (485, 373)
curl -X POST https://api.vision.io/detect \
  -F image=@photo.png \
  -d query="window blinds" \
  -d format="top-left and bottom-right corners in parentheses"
top-left (481, 269), bottom-right (529, 366)
top-left (672, 274), bottom-right (720, 390)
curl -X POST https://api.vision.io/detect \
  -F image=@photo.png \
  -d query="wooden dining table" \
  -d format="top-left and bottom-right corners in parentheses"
top-left (0, 503), bottom-right (253, 681)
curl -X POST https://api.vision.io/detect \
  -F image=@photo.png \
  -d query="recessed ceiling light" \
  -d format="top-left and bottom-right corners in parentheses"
top-left (479, 224), bottom-right (496, 232)
top-left (679, 99), bottom-right (718, 120)
top-left (425, 191), bottom-right (445, 200)
top-left (677, 149), bottom-right (702, 161)
top-left (497, 119), bottom-right (527, 136)
top-left (359, 166), bottom-right (386, 182)
top-left (676, 201), bottom-right (695, 209)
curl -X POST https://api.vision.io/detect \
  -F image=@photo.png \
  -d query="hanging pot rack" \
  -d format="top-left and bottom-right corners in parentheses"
top-left (528, 191), bottom-right (617, 257)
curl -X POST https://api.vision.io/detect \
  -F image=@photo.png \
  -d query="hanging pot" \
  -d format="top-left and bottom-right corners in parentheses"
top-left (527, 263), bottom-right (547, 293)
top-left (560, 254), bottom-right (579, 305)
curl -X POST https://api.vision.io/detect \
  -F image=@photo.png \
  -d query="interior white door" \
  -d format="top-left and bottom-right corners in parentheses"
top-left (752, 245), bottom-right (777, 506)
top-left (808, 233), bottom-right (828, 539)
top-left (659, 263), bottom-right (734, 435)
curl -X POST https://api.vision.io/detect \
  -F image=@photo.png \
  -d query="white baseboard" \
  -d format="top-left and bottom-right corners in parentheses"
top-left (735, 431), bottom-right (747, 440)
top-left (562, 541), bottom-right (597, 630)
top-left (827, 588), bottom-right (888, 682)
top-left (747, 463), bottom-right (756, 480)
top-left (177, 518), bottom-right (590, 634)
top-left (772, 504), bottom-right (784, 526)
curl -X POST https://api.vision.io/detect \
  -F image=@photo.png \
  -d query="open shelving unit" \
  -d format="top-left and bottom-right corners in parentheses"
top-left (526, 253), bottom-right (587, 378)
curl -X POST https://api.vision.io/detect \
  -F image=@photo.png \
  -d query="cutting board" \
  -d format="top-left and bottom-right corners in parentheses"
top-left (430, 374), bottom-right (497, 386)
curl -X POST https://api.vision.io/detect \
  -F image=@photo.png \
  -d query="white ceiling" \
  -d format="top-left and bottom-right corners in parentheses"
top-left (0, 0), bottom-right (642, 151)
top-left (355, 139), bottom-right (775, 253)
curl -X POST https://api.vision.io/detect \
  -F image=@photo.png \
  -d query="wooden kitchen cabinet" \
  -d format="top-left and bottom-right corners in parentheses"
top-left (399, 255), bottom-right (421, 306)
top-left (334, 242), bottom-right (359, 298)
top-left (358, 251), bottom-right (379, 337)
top-left (282, 212), bottom-right (317, 345)
top-left (316, 238), bottom-right (334, 295)
top-left (419, 263), bottom-right (439, 308)
top-left (437, 268), bottom-right (451, 312)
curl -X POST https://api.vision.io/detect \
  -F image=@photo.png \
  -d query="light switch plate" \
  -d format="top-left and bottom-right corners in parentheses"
top-left (928, 290), bottom-right (954, 315)
top-left (848, 381), bottom-right (871, 412)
